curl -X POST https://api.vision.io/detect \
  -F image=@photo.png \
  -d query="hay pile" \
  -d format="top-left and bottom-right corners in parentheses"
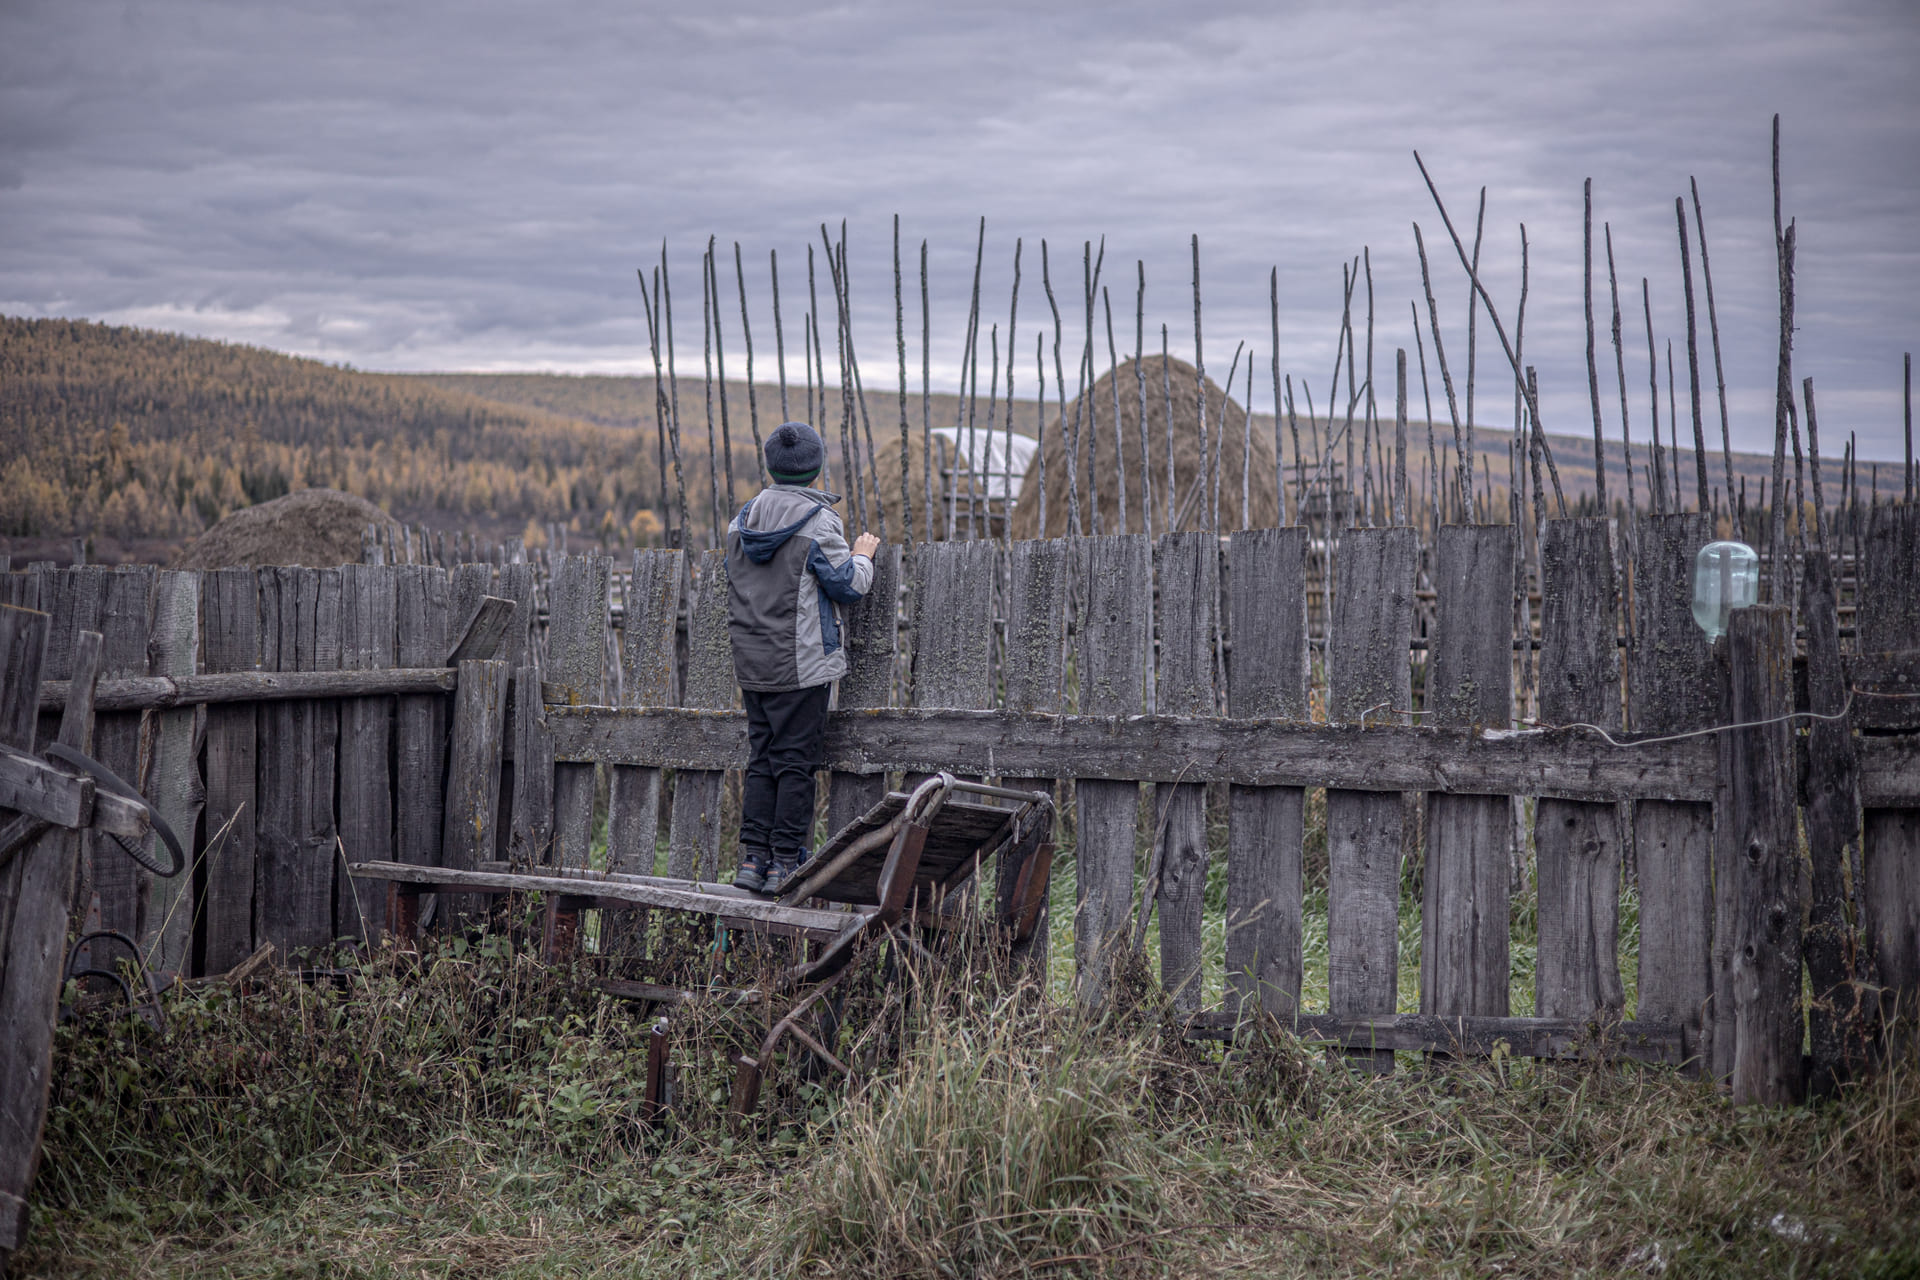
top-left (1009, 357), bottom-right (1280, 539)
top-left (174, 488), bottom-right (397, 569)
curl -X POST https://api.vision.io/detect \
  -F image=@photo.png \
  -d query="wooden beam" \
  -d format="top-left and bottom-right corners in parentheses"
top-left (39, 666), bottom-right (457, 712)
top-left (549, 705), bottom-right (1719, 803)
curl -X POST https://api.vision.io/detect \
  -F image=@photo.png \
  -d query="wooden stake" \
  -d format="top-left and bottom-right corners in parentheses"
top-left (1414, 222), bottom-right (1471, 519)
top-left (1642, 279), bottom-right (1665, 514)
top-left (1395, 349), bottom-right (1409, 526)
top-left (1771, 224), bottom-right (1796, 605)
top-left (1676, 200), bottom-right (1710, 513)
top-left (661, 244), bottom-right (689, 546)
top-left (1464, 190), bottom-right (1486, 509)
top-left (1140, 260), bottom-right (1155, 537)
top-left (709, 242), bottom-right (737, 514)
top-left (771, 249), bottom-right (790, 422)
top-left (1163, 324), bottom-right (1176, 531)
top-left (894, 216), bottom-right (913, 549)
top-left (1584, 179), bottom-right (1609, 511)
top-left (733, 243), bottom-right (765, 485)
top-left (1193, 234), bottom-right (1211, 534)
top-left (1271, 267), bottom-right (1286, 526)
top-left (1606, 225), bottom-right (1636, 519)
top-left (1004, 239), bottom-right (1023, 549)
top-left (922, 241), bottom-right (934, 544)
top-left (1102, 285), bottom-right (1127, 531)
top-left (1041, 241), bottom-right (1078, 537)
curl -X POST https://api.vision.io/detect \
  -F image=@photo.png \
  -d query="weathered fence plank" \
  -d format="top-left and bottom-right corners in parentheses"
top-left (337, 564), bottom-right (395, 941)
top-left (1421, 524), bottom-right (1513, 1019)
top-left (441, 659), bottom-right (510, 926)
top-left (548, 555), bottom-right (610, 871)
top-left (1073, 535), bottom-right (1151, 1005)
top-left (201, 569), bottom-right (259, 972)
top-left (1725, 606), bottom-right (1802, 1105)
top-left (1860, 503), bottom-right (1920, 1047)
top-left (1801, 544), bottom-right (1867, 1092)
top-left (257, 568), bottom-right (341, 955)
top-left (1534, 518), bottom-right (1626, 1020)
top-left (0, 620), bottom-right (87, 1257)
top-left (1153, 531), bottom-right (1217, 1011)
top-left (1327, 527), bottom-right (1416, 1071)
top-left (0, 606), bottom-right (52, 1031)
top-left (395, 566), bottom-right (450, 872)
top-left (1630, 512), bottom-right (1718, 1066)
top-left (829, 544), bottom-right (900, 836)
top-left (87, 567), bottom-right (154, 946)
top-left (667, 550), bottom-right (732, 880)
top-left (1225, 526), bottom-right (1308, 1019)
top-left (144, 570), bottom-right (201, 975)
top-left (909, 540), bottom-right (996, 711)
top-left (1000, 537), bottom-right (1069, 973)
top-left (607, 550), bottom-right (682, 877)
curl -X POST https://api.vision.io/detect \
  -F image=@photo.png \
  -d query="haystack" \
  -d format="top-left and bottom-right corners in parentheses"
top-left (1008, 357), bottom-right (1280, 539)
top-left (174, 488), bottom-right (398, 569)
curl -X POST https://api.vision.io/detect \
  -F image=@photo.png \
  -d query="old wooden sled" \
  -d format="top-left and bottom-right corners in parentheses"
top-left (349, 772), bottom-right (1053, 1115)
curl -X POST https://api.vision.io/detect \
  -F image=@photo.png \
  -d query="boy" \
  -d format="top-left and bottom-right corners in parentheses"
top-left (726, 421), bottom-right (879, 894)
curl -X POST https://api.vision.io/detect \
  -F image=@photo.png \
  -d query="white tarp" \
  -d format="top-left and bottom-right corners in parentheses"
top-left (929, 427), bottom-right (1038, 501)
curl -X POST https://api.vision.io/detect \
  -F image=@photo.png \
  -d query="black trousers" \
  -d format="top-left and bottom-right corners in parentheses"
top-left (739, 684), bottom-right (831, 864)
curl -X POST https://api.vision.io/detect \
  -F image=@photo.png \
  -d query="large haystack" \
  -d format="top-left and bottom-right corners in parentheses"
top-left (174, 488), bottom-right (398, 569)
top-left (1009, 357), bottom-right (1280, 539)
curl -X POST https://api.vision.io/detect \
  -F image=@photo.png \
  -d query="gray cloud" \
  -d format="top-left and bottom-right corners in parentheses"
top-left (2, 0), bottom-right (1916, 460)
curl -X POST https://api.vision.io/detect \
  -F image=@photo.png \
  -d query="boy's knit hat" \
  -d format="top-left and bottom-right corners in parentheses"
top-left (765, 421), bottom-right (826, 483)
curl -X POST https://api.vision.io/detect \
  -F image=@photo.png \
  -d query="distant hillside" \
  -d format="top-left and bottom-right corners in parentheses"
top-left (0, 318), bottom-right (698, 562)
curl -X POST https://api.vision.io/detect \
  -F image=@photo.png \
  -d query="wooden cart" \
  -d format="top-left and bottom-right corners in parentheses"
top-left (350, 773), bottom-right (1053, 1114)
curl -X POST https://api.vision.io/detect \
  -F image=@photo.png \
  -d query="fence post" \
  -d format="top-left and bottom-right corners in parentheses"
top-left (1723, 604), bottom-right (1802, 1105)
top-left (1858, 504), bottom-right (1920, 1058)
top-left (547, 555), bottom-right (611, 872)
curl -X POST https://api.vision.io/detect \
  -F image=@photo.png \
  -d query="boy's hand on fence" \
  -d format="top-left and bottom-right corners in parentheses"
top-left (853, 533), bottom-right (880, 559)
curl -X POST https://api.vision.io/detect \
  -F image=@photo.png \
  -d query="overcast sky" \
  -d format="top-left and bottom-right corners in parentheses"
top-left (4, 0), bottom-right (1916, 461)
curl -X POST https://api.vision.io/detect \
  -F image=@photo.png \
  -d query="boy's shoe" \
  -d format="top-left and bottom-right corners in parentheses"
top-left (761, 856), bottom-right (802, 896)
top-left (733, 852), bottom-right (770, 893)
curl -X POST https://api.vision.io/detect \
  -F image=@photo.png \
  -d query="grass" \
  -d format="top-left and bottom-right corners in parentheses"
top-left (33, 791), bottom-right (1918, 1277)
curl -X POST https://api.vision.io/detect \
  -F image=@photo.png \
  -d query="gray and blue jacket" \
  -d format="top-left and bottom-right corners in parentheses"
top-left (726, 484), bottom-right (874, 691)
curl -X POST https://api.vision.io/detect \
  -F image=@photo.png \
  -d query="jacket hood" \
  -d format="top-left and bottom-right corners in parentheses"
top-left (733, 486), bottom-right (839, 563)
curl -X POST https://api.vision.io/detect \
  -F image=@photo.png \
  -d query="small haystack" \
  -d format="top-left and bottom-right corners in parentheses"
top-left (1009, 357), bottom-right (1280, 539)
top-left (174, 488), bottom-right (398, 569)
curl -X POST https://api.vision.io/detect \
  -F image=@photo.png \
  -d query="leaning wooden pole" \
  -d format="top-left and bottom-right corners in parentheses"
top-left (1676, 200), bottom-right (1710, 514)
top-left (893, 216), bottom-right (913, 551)
top-left (734, 243), bottom-right (766, 485)
top-left (1690, 179), bottom-right (1736, 505)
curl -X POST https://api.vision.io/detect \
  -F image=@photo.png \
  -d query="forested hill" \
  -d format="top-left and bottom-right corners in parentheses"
top-left (0, 317), bottom-right (682, 559)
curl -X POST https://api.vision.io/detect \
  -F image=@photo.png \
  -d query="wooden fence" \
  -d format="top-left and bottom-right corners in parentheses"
top-left (7, 505), bottom-right (1919, 1104)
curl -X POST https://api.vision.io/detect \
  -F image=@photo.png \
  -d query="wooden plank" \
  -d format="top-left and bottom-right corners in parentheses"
top-left (490, 562), bottom-right (537, 867)
top-left (494, 563), bottom-right (538, 670)
top-left (510, 665), bottom-right (556, 864)
top-left (395, 566), bottom-right (450, 869)
top-left (1153, 531), bottom-right (1216, 1011)
top-left (440, 660), bottom-right (510, 927)
top-left (1801, 547), bottom-right (1868, 1092)
top-left (256, 567), bottom-right (341, 955)
top-left (347, 859), bottom-right (868, 934)
top-left (200, 569), bottom-right (259, 972)
top-left (607, 550), bottom-right (682, 877)
top-left (1326, 527), bottom-right (1416, 1071)
top-left (1071, 534), bottom-right (1150, 1006)
top-left (1859, 503), bottom-right (1920, 1050)
top-left (1723, 606), bottom-right (1801, 1105)
top-left (1225, 528), bottom-right (1308, 1020)
top-left (32, 567), bottom-right (103, 749)
top-left (0, 625), bottom-right (92, 1260)
top-left (336, 565), bottom-right (395, 941)
top-left (999, 538), bottom-right (1069, 975)
top-left (667, 549), bottom-right (732, 880)
top-left (0, 748), bottom-right (92, 829)
top-left (1849, 649), bottom-right (1920, 732)
top-left (828, 544), bottom-right (900, 839)
top-left (0, 606), bottom-right (51, 983)
top-left (1533, 518), bottom-right (1625, 1020)
top-left (552, 707), bottom-right (1719, 802)
top-left (1186, 1011), bottom-right (1687, 1064)
top-left (1421, 524), bottom-right (1514, 1019)
top-left (142, 570), bottom-right (200, 975)
top-left (86, 567), bottom-right (154, 944)
top-left (547, 555), bottom-right (609, 871)
top-left (909, 540), bottom-right (997, 711)
top-left (1629, 512), bottom-right (1719, 1065)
